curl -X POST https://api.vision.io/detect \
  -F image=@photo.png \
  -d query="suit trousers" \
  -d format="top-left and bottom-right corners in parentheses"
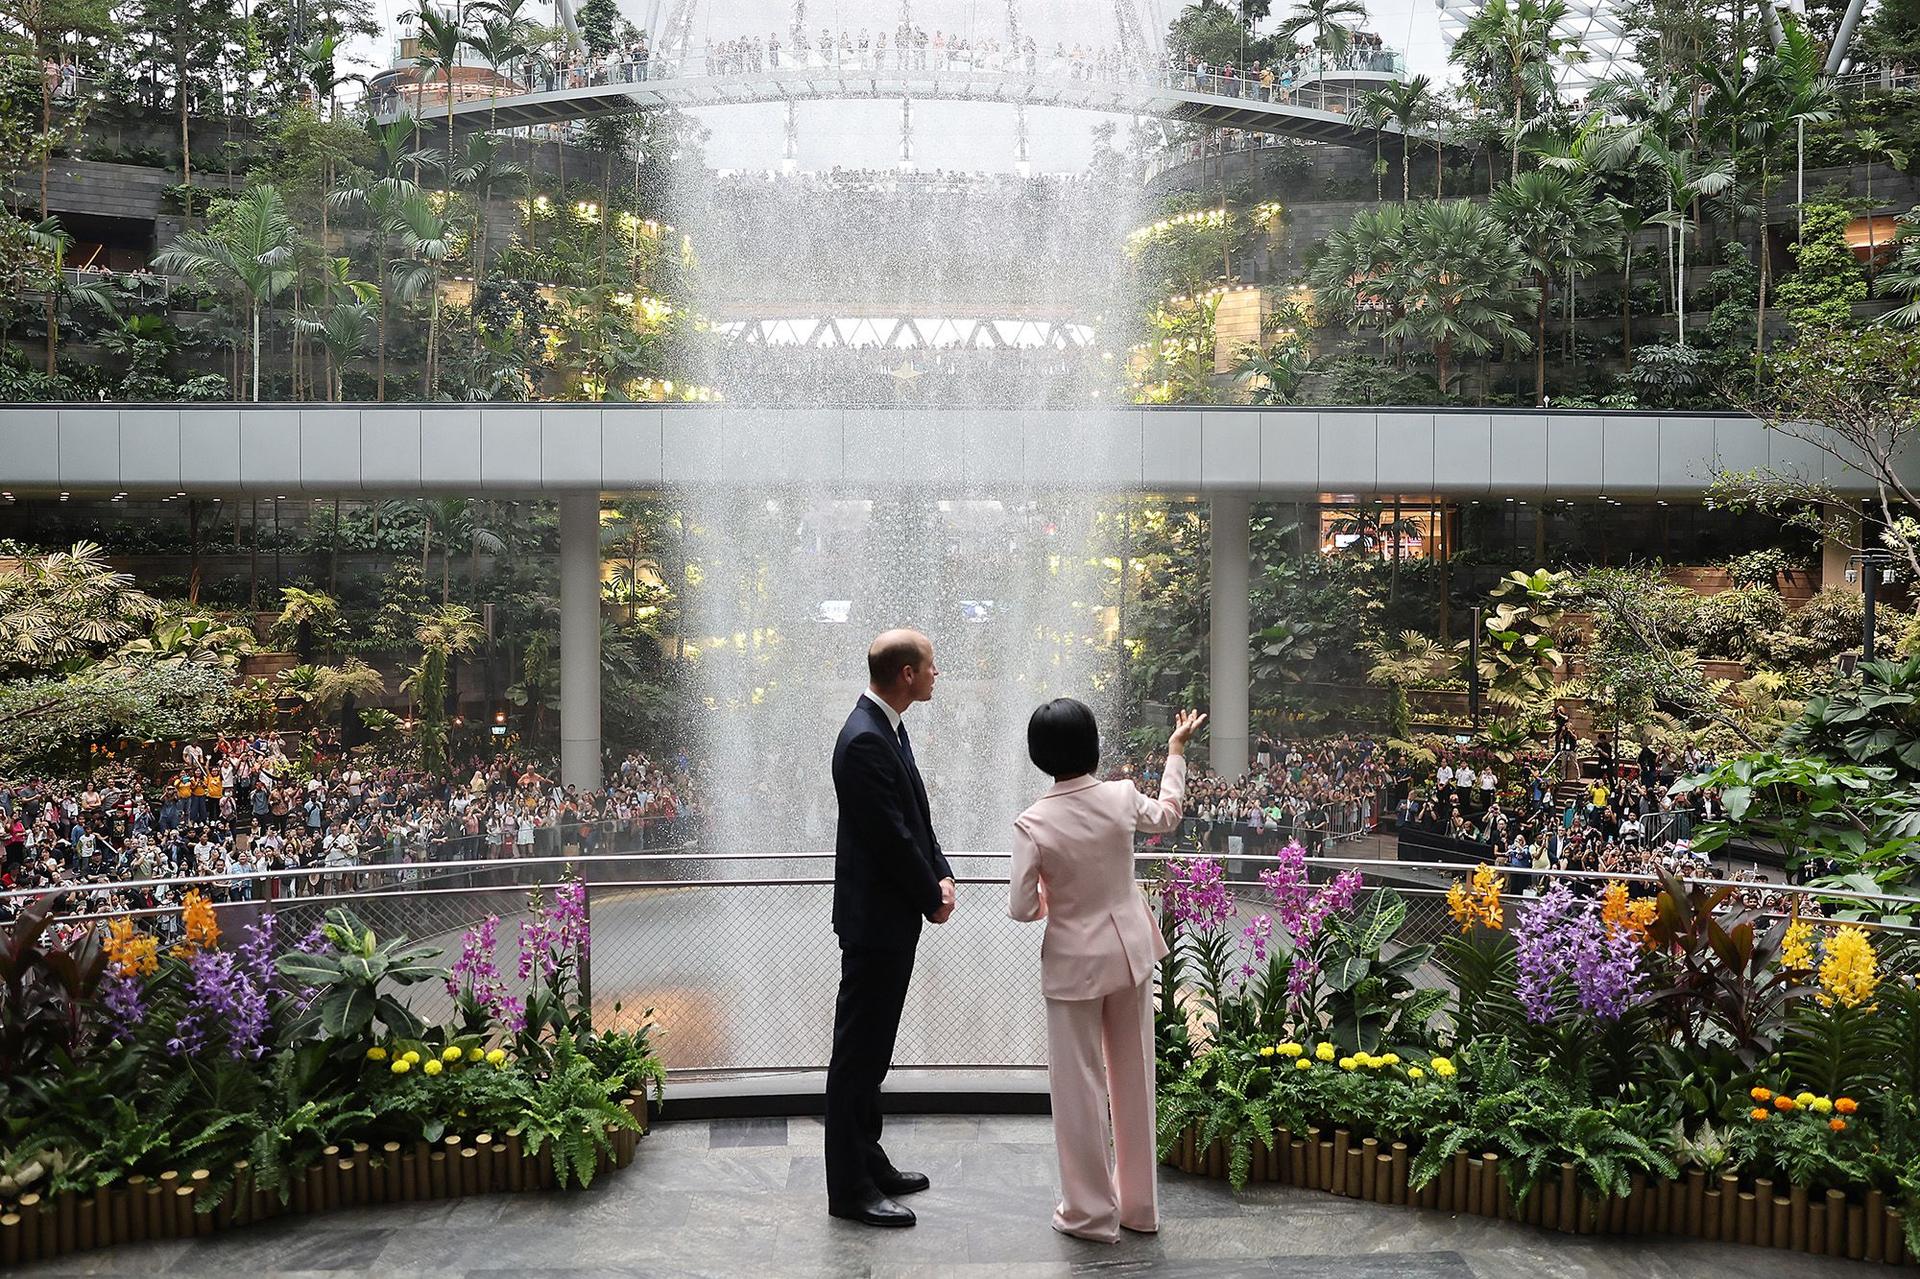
top-left (1044, 975), bottom-right (1157, 1243)
top-left (825, 942), bottom-right (916, 1202)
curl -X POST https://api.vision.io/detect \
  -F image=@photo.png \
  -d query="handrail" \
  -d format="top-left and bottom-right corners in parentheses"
top-left (14, 846), bottom-right (1920, 918)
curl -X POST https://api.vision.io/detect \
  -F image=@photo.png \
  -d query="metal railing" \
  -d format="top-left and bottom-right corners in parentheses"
top-left (11, 847), bottom-right (1918, 1077)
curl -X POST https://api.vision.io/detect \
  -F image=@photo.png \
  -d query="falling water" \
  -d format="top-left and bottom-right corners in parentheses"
top-left (667, 0), bottom-right (1156, 857)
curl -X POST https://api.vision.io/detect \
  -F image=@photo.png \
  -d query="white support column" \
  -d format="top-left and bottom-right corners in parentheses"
top-left (560, 494), bottom-right (603, 791)
top-left (1210, 494), bottom-right (1251, 778)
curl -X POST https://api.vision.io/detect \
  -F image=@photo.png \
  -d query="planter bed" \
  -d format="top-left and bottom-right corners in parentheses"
top-left (0, 1090), bottom-right (651, 1268)
top-left (1164, 1122), bottom-right (1913, 1266)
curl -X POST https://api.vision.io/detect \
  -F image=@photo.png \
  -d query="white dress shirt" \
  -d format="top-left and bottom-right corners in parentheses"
top-left (861, 688), bottom-right (905, 735)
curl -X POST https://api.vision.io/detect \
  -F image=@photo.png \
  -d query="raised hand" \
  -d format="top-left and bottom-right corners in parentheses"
top-left (1168, 710), bottom-right (1208, 756)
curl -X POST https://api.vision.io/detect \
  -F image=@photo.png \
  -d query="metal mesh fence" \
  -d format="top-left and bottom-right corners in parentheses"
top-left (14, 844), bottom-right (1920, 1077)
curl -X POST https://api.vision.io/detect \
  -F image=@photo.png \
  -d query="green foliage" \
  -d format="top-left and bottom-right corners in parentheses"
top-left (1775, 203), bottom-right (1867, 333)
top-left (274, 909), bottom-right (442, 1043)
top-left (513, 1030), bottom-right (643, 1189)
top-left (1318, 891), bottom-right (1444, 1052)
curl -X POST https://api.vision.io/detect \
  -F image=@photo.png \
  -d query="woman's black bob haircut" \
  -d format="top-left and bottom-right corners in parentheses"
top-left (1028, 697), bottom-right (1100, 779)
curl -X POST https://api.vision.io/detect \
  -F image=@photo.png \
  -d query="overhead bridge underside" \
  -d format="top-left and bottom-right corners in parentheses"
top-left (382, 67), bottom-right (1417, 152)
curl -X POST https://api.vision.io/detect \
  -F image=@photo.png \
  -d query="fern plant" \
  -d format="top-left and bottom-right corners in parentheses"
top-left (1781, 998), bottom-right (1896, 1098)
top-left (1155, 1046), bottom-right (1278, 1191)
top-left (514, 1030), bottom-right (641, 1188)
top-left (1435, 925), bottom-right (1525, 1043)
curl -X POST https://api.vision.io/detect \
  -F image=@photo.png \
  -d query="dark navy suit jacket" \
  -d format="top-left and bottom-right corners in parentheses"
top-left (831, 697), bottom-right (954, 950)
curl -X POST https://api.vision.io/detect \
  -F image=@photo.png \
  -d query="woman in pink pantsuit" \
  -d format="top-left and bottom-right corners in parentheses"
top-left (1009, 701), bottom-right (1205, 1243)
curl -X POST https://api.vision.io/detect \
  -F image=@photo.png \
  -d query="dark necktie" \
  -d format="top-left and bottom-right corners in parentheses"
top-left (896, 721), bottom-right (915, 768)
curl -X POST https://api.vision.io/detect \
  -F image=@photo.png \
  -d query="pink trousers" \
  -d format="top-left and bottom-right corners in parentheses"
top-left (1044, 975), bottom-right (1158, 1243)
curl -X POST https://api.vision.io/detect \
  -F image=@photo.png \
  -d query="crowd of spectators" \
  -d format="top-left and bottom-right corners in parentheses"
top-left (1128, 734), bottom-right (1401, 854)
top-left (0, 736), bottom-right (700, 924)
top-left (1396, 736), bottom-right (1756, 885)
top-left (1174, 34), bottom-right (1402, 102)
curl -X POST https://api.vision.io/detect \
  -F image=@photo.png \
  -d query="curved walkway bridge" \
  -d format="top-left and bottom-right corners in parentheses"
top-left (374, 60), bottom-right (1420, 152)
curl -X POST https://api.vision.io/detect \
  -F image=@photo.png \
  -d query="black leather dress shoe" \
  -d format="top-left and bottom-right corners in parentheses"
top-left (876, 1169), bottom-right (931, 1196)
top-left (828, 1193), bottom-right (917, 1227)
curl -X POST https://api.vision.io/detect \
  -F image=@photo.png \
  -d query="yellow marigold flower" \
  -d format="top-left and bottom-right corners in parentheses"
top-left (442, 1046), bottom-right (464, 1062)
top-left (103, 917), bottom-right (159, 977)
top-left (1260, 1046), bottom-right (1276, 1058)
top-left (1811, 1097), bottom-right (1833, 1114)
top-left (1407, 1067), bottom-right (1425, 1080)
top-left (391, 1058), bottom-right (412, 1074)
top-left (1750, 1087), bottom-right (1772, 1102)
top-left (486, 1048), bottom-right (508, 1065)
top-left (1818, 926), bottom-right (1880, 1009)
top-left (1795, 1092), bottom-right (1817, 1107)
top-left (1381, 1053), bottom-right (1401, 1067)
top-left (403, 1050), bottom-right (421, 1065)
top-left (1278, 1042), bottom-right (1304, 1057)
top-left (423, 1059), bottom-right (444, 1076)
top-left (1750, 1108), bottom-right (1771, 1122)
top-left (367, 1046), bottom-right (388, 1061)
top-left (467, 1047), bottom-right (485, 1062)
top-left (1294, 1058), bottom-right (1313, 1070)
top-left (1447, 864), bottom-right (1505, 932)
top-left (1339, 1057), bottom-right (1357, 1071)
top-left (1430, 1057), bottom-right (1456, 1078)
top-left (1315, 1042), bottom-right (1335, 1061)
top-left (1780, 919), bottom-right (1816, 971)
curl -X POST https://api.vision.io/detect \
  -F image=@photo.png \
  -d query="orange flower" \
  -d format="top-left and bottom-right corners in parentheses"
top-left (1836, 1098), bottom-right (1858, 1115)
top-left (103, 917), bottom-right (159, 977)
top-left (1749, 1108), bottom-right (1771, 1122)
top-left (1775, 1096), bottom-right (1796, 1111)
top-left (1830, 1118), bottom-right (1848, 1132)
top-left (1750, 1087), bottom-right (1773, 1102)
top-left (169, 888), bottom-right (220, 957)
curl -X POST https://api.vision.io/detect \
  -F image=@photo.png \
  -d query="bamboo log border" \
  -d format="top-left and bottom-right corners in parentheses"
top-left (0, 1115), bottom-right (650, 1267)
top-left (1163, 1121), bottom-right (1918, 1267)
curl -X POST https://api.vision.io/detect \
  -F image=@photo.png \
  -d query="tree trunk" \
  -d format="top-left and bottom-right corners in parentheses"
top-left (376, 243), bottom-right (389, 401)
top-left (1534, 286), bottom-right (1547, 406)
top-left (250, 301), bottom-right (261, 401)
top-left (1621, 244), bottom-right (1634, 366)
top-left (188, 499), bottom-right (203, 604)
top-left (330, 497), bottom-right (342, 592)
top-left (249, 498), bottom-right (260, 611)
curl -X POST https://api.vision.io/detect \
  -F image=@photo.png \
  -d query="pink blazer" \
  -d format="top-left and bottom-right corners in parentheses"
top-left (1008, 755), bottom-right (1186, 1001)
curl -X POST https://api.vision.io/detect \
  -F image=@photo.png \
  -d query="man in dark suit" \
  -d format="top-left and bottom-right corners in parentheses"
top-left (826, 629), bottom-right (956, 1228)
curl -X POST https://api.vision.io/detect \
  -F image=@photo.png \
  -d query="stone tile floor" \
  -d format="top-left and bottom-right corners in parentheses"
top-left (19, 1115), bottom-right (1883, 1278)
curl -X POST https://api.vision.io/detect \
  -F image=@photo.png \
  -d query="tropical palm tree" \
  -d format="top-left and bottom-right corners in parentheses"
top-left (385, 189), bottom-right (459, 398)
top-left (1360, 74), bottom-right (1434, 202)
top-left (153, 185), bottom-right (298, 402)
top-left (1491, 170), bottom-right (1620, 404)
top-left (448, 134), bottom-right (526, 323)
top-left (1641, 142), bottom-right (1734, 346)
top-left (1388, 200), bottom-right (1535, 397)
top-left (1363, 629), bottom-right (1445, 738)
top-left (405, 603), bottom-right (485, 772)
top-left (0, 543), bottom-right (160, 673)
top-left (1232, 340), bottom-right (1310, 404)
top-left (1852, 128), bottom-right (1910, 286)
top-left (329, 118), bottom-right (425, 400)
top-left (411, 4), bottom-right (470, 205)
top-left (1769, 14), bottom-right (1834, 235)
top-left (1274, 0), bottom-right (1369, 63)
top-left (23, 216), bottom-right (114, 377)
top-left (1308, 203), bottom-right (1409, 362)
top-left (1450, 0), bottom-right (1580, 180)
